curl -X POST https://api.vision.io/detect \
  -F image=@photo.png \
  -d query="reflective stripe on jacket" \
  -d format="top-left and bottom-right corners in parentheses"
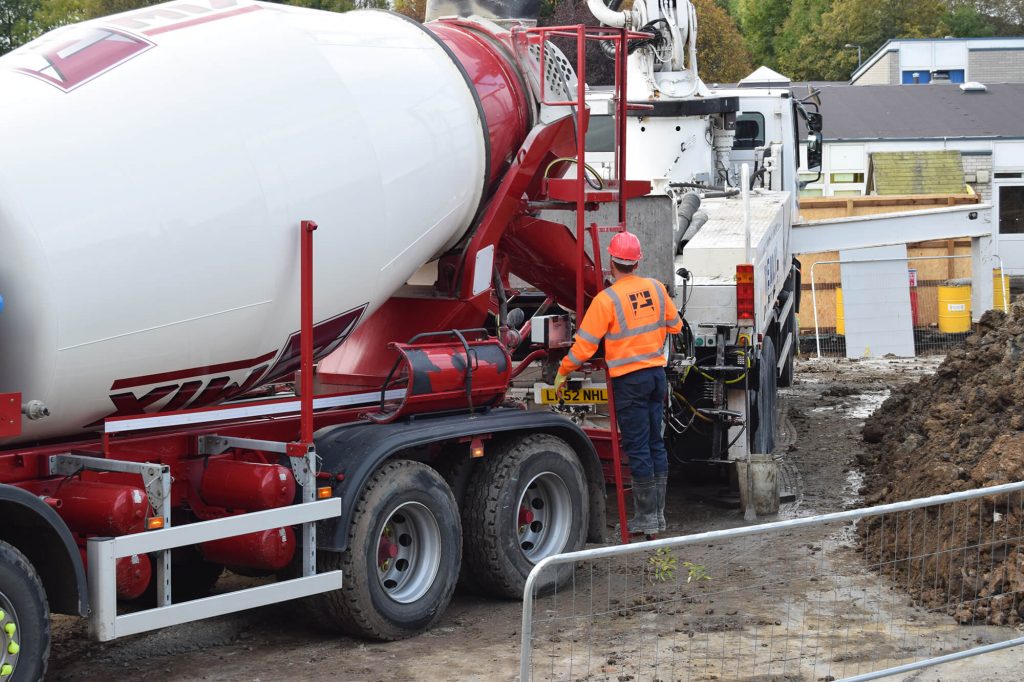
top-left (559, 274), bottom-right (683, 378)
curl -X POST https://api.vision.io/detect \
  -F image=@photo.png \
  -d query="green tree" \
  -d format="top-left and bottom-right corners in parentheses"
top-left (1, 0), bottom-right (40, 53)
top-left (736, 0), bottom-right (789, 67)
top-left (693, 0), bottom-right (752, 82)
top-left (286, 0), bottom-right (354, 11)
top-left (945, 3), bottom-right (998, 35)
top-left (773, 0), bottom-right (831, 76)
top-left (969, 1), bottom-right (1024, 32)
top-left (285, 0), bottom-right (389, 10)
top-left (32, 0), bottom-right (89, 34)
top-left (393, 0), bottom-right (426, 22)
top-left (779, 0), bottom-right (948, 81)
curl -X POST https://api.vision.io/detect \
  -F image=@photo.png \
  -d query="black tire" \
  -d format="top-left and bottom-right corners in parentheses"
top-left (436, 455), bottom-right (484, 594)
top-left (751, 337), bottom-right (778, 455)
top-left (462, 434), bottom-right (588, 599)
top-left (0, 541), bottom-right (50, 682)
top-left (310, 460), bottom-right (461, 640)
top-left (777, 305), bottom-right (797, 388)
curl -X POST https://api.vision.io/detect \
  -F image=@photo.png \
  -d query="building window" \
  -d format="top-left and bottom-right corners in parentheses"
top-left (732, 113), bottom-right (765, 150)
top-left (832, 189), bottom-right (864, 197)
top-left (800, 188), bottom-right (824, 197)
top-left (1000, 186), bottom-right (1024, 234)
top-left (829, 173), bottom-right (865, 183)
top-left (995, 172), bottom-right (1023, 180)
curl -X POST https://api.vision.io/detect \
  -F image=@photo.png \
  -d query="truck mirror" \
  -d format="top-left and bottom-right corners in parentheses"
top-left (805, 111), bottom-right (823, 133)
top-left (806, 131), bottom-right (823, 171)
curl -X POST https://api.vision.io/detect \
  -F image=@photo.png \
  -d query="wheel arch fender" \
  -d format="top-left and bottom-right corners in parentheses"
top-left (315, 409), bottom-right (606, 552)
top-left (0, 484), bottom-right (89, 617)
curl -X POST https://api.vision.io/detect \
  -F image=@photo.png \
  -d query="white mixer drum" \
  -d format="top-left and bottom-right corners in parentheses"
top-left (0, 0), bottom-right (489, 443)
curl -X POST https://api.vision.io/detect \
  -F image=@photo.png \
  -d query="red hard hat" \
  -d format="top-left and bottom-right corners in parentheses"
top-left (608, 231), bottom-right (642, 264)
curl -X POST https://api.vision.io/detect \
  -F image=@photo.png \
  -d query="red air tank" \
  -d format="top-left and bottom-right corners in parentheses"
top-left (200, 460), bottom-right (296, 512)
top-left (200, 527), bottom-right (295, 571)
top-left (79, 548), bottom-right (152, 601)
top-left (52, 480), bottom-right (149, 536)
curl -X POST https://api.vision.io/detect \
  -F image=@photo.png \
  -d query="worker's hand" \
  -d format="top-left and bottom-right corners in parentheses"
top-left (553, 372), bottom-right (568, 399)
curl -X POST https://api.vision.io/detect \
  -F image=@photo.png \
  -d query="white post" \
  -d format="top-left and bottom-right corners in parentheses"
top-left (742, 163), bottom-right (752, 264)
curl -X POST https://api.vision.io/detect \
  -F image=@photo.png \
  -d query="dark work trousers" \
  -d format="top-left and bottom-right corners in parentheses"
top-left (611, 366), bottom-right (669, 479)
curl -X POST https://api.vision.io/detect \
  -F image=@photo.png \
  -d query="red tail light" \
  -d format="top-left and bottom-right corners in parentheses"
top-left (736, 264), bottom-right (755, 321)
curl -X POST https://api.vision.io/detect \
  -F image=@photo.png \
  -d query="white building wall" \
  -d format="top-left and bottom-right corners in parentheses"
top-left (805, 140), bottom-right (1001, 199)
top-left (852, 38), bottom-right (1024, 85)
top-left (856, 52), bottom-right (898, 85)
top-left (962, 153), bottom-right (993, 202)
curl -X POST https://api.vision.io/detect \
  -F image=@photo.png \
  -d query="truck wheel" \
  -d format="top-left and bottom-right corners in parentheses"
top-left (311, 460), bottom-right (461, 640)
top-left (0, 541), bottom-right (49, 682)
top-left (462, 434), bottom-right (587, 599)
top-left (751, 337), bottom-right (778, 454)
top-left (777, 306), bottom-right (797, 388)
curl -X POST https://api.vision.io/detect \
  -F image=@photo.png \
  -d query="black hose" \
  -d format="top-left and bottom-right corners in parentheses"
top-left (492, 266), bottom-right (509, 330)
top-left (670, 181), bottom-right (729, 192)
top-left (597, 0), bottom-right (624, 60)
top-left (749, 166), bottom-right (768, 190)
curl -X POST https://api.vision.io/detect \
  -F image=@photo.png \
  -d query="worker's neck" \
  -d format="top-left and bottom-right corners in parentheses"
top-left (611, 268), bottom-right (636, 282)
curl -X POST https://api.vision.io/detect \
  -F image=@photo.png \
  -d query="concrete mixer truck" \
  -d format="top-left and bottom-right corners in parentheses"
top-left (0, 1), bottom-right (654, 677)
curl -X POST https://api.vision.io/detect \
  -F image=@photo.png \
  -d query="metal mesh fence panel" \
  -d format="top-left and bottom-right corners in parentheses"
top-left (805, 255), bottom-right (1009, 359)
top-left (521, 482), bottom-right (1024, 681)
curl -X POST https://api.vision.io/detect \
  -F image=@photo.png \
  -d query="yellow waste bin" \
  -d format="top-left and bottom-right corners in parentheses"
top-left (835, 287), bottom-right (844, 335)
top-left (938, 279), bottom-right (971, 333)
top-left (993, 268), bottom-right (1011, 312)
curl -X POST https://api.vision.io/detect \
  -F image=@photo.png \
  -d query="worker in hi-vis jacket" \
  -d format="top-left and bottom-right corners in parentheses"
top-left (555, 231), bottom-right (682, 536)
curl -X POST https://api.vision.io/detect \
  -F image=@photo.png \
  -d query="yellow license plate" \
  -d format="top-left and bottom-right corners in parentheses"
top-left (538, 387), bottom-right (608, 404)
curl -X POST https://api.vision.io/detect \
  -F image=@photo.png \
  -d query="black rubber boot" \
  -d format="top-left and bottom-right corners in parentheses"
top-left (627, 476), bottom-right (659, 537)
top-left (655, 473), bottom-right (668, 533)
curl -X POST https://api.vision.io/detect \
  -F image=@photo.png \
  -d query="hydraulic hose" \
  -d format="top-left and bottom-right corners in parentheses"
top-left (596, 0), bottom-right (624, 59)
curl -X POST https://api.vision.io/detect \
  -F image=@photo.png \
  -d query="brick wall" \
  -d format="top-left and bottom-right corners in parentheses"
top-left (854, 52), bottom-right (897, 85)
top-left (969, 50), bottom-right (1024, 83)
top-left (961, 153), bottom-right (992, 202)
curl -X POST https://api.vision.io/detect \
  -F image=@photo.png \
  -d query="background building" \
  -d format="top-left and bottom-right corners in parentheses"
top-left (850, 37), bottom-right (1024, 86)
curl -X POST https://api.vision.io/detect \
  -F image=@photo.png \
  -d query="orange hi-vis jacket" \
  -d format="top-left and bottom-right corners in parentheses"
top-left (558, 274), bottom-right (683, 379)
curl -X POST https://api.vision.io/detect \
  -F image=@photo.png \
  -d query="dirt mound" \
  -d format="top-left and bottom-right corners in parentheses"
top-left (859, 302), bottom-right (1024, 626)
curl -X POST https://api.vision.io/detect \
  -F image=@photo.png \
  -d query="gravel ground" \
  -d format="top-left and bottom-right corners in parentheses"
top-left (47, 357), bottom-right (1024, 681)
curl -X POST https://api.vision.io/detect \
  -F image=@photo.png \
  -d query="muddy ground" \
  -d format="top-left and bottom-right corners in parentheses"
top-left (861, 305), bottom-right (1024, 627)
top-left (47, 357), bottom-right (1024, 681)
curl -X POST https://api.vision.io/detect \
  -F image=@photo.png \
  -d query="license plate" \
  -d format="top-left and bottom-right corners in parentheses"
top-left (537, 386), bottom-right (608, 405)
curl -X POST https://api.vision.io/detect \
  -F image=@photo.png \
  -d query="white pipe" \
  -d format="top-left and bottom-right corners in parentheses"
top-left (687, 2), bottom-right (699, 73)
top-left (587, 0), bottom-right (629, 28)
top-left (742, 163), bottom-right (752, 264)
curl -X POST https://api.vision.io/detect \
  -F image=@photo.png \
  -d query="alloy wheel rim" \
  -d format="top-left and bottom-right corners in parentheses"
top-left (375, 501), bottom-right (442, 604)
top-left (516, 472), bottom-right (572, 563)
